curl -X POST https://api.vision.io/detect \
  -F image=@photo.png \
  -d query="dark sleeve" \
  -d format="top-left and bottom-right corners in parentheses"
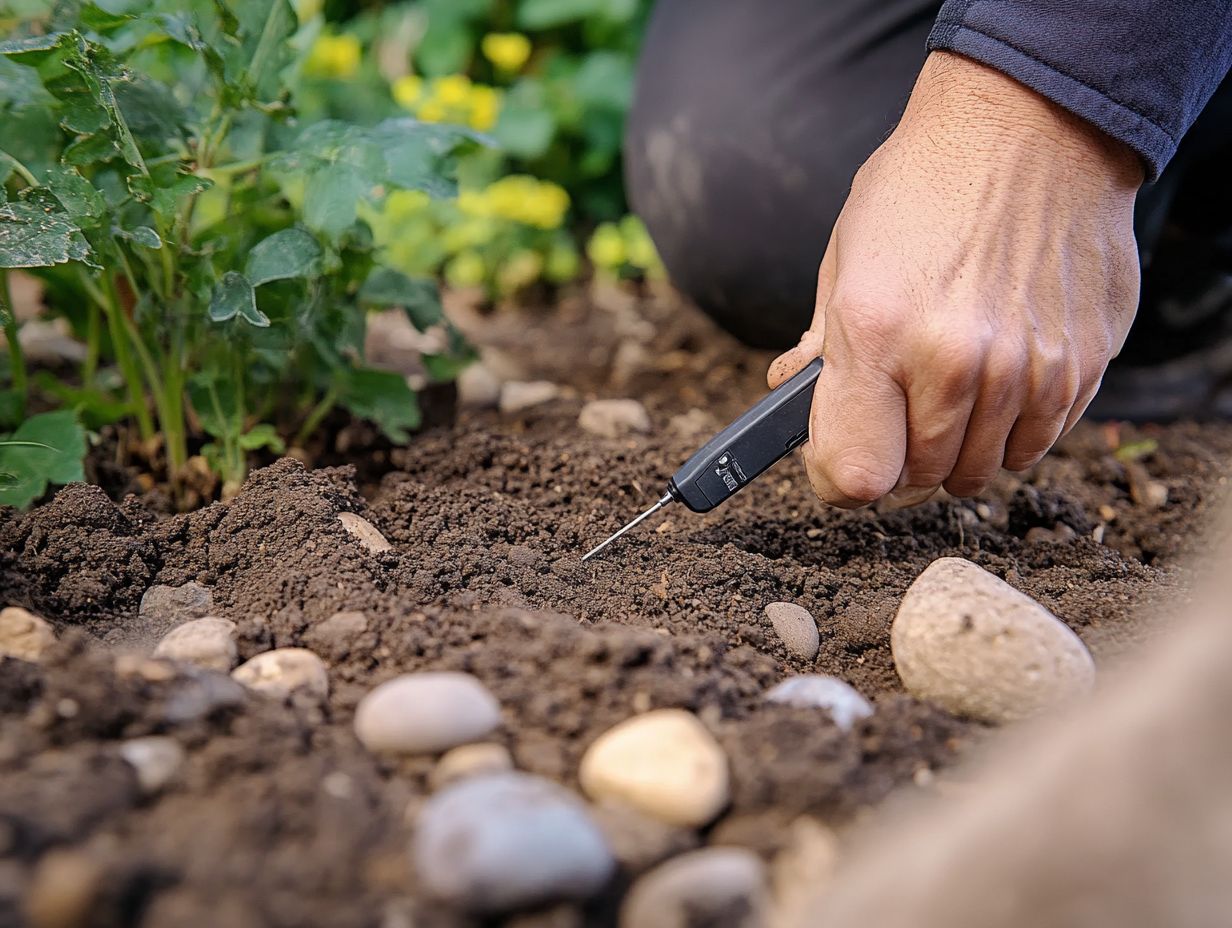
top-left (927, 1), bottom-right (1232, 180)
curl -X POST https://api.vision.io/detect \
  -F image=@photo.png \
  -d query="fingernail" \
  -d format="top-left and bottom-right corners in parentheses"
top-left (885, 485), bottom-right (940, 509)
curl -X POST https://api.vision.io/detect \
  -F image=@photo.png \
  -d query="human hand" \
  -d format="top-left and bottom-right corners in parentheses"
top-left (769, 52), bottom-right (1143, 508)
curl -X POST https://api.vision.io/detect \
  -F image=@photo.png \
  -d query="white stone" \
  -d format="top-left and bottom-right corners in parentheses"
top-left (579, 709), bottom-right (729, 827)
top-left (355, 672), bottom-right (501, 755)
top-left (153, 618), bottom-right (237, 672)
top-left (620, 847), bottom-right (767, 928)
top-left (499, 380), bottom-right (560, 414)
top-left (0, 606), bottom-right (56, 662)
top-left (764, 602), bottom-right (820, 661)
top-left (430, 742), bottom-right (513, 791)
top-left (413, 771), bottom-right (614, 913)
top-left (119, 736), bottom-right (185, 794)
top-left (577, 399), bottom-right (651, 439)
top-left (337, 512), bottom-right (392, 554)
top-left (139, 582), bottom-right (213, 624)
top-left (891, 557), bottom-right (1096, 724)
top-left (765, 675), bottom-right (874, 731)
top-left (457, 362), bottom-right (502, 408)
top-left (231, 647), bottom-right (329, 700)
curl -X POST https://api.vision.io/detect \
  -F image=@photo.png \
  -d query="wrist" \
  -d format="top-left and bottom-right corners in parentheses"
top-left (897, 51), bottom-right (1143, 195)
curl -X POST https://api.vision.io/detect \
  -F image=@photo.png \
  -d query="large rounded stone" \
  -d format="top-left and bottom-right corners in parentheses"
top-left (619, 847), bottom-right (767, 928)
top-left (153, 618), bottom-right (237, 672)
top-left (579, 709), bottom-right (729, 827)
top-left (0, 606), bottom-right (56, 662)
top-left (765, 675), bottom-right (873, 730)
top-left (577, 399), bottom-right (651, 439)
top-left (413, 771), bottom-right (614, 913)
top-left (139, 582), bottom-right (213, 625)
top-left (355, 672), bottom-right (501, 755)
top-left (764, 602), bottom-right (820, 661)
top-left (231, 647), bottom-right (329, 700)
top-left (891, 557), bottom-right (1095, 723)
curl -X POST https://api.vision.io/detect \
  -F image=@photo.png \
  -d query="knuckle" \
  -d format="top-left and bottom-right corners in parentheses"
top-left (826, 453), bottom-right (899, 504)
top-left (943, 471), bottom-right (998, 498)
top-left (984, 345), bottom-right (1029, 392)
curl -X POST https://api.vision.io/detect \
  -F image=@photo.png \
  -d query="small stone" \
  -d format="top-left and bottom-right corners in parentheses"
top-left (499, 380), bottom-right (560, 414)
top-left (0, 606), bottom-right (56, 662)
top-left (1098, 504), bottom-right (1117, 522)
top-left (413, 771), bottom-right (614, 913)
top-left (153, 618), bottom-right (237, 672)
top-left (579, 709), bottom-right (729, 827)
top-left (619, 847), bottom-right (767, 928)
top-left (1145, 481), bottom-right (1169, 508)
top-left (891, 557), bottom-right (1096, 724)
top-left (577, 399), bottom-right (651, 439)
top-left (430, 742), bottom-right (513, 791)
top-left (302, 610), bottom-right (368, 661)
top-left (457, 361), bottom-right (502, 408)
top-left (355, 672), bottom-right (501, 755)
top-left (337, 512), bottom-right (392, 554)
top-left (231, 647), bottom-right (329, 700)
top-left (119, 736), bottom-right (185, 795)
top-left (667, 408), bottom-right (717, 440)
top-left (770, 817), bottom-right (840, 927)
top-left (1024, 524), bottom-right (1077, 545)
top-left (139, 582), bottom-right (213, 626)
top-left (764, 602), bottom-right (820, 661)
top-left (765, 675), bottom-right (874, 730)
top-left (610, 339), bottom-right (651, 388)
top-left (161, 669), bottom-right (246, 724)
top-left (25, 849), bottom-right (103, 928)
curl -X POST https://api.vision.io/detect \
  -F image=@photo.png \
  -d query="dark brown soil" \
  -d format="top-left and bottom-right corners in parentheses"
top-left (1, 286), bottom-right (1230, 927)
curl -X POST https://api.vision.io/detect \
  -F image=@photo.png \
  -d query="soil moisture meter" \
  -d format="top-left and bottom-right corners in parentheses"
top-left (581, 358), bottom-right (824, 562)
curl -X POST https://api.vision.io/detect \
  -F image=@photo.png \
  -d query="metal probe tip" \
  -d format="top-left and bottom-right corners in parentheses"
top-left (581, 494), bottom-right (673, 562)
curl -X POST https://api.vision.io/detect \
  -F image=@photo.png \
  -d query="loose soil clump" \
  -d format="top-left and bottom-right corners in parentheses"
top-left (2, 289), bottom-right (1230, 926)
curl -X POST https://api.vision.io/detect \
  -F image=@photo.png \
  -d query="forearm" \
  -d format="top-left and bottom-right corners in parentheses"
top-left (928, 0), bottom-right (1232, 180)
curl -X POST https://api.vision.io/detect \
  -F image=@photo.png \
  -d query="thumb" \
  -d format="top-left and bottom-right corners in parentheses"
top-left (768, 238), bottom-right (837, 388)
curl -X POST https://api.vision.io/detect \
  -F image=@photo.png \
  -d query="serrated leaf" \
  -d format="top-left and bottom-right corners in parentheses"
top-left (129, 171), bottom-right (212, 219)
top-left (245, 227), bottom-right (322, 286)
top-left (43, 164), bottom-right (105, 224)
top-left (77, 3), bottom-right (136, 33)
top-left (0, 33), bottom-right (72, 65)
top-left (339, 367), bottom-right (421, 444)
top-left (116, 225), bottom-right (161, 249)
top-left (60, 96), bottom-right (111, 134)
top-left (302, 163), bottom-right (365, 242)
top-left (186, 370), bottom-right (240, 439)
top-left (62, 131), bottom-right (117, 166)
top-left (359, 268), bottom-right (442, 330)
top-left (0, 410), bottom-right (86, 508)
top-left (61, 35), bottom-right (147, 174)
top-left (238, 422), bottom-right (285, 452)
top-left (208, 271), bottom-right (268, 327)
top-left (0, 197), bottom-right (93, 268)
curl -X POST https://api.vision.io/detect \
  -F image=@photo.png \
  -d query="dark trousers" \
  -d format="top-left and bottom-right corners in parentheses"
top-left (624, 0), bottom-right (1232, 351)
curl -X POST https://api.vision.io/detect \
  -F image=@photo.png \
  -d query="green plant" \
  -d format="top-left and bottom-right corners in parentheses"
top-left (0, 410), bottom-right (87, 507)
top-left (0, 0), bottom-right (476, 503)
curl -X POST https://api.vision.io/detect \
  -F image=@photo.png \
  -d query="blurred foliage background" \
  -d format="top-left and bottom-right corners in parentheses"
top-left (291, 0), bottom-right (664, 297)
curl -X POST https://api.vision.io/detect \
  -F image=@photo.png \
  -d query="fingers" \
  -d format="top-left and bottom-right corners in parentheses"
top-left (768, 239), bottom-right (837, 388)
top-left (802, 347), bottom-right (907, 509)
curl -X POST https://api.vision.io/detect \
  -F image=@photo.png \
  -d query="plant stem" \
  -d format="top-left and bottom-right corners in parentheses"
top-left (0, 271), bottom-right (27, 410)
top-left (82, 301), bottom-right (100, 389)
top-left (90, 269), bottom-right (154, 441)
top-left (295, 386), bottom-right (338, 448)
top-left (0, 150), bottom-right (38, 188)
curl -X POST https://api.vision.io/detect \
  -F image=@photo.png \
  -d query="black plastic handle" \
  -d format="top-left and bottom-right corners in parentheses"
top-left (666, 357), bottom-right (822, 513)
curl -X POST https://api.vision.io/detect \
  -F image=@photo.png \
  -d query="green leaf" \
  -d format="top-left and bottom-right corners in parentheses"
top-left (44, 164), bottom-right (105, 225)
top-left (77, 3), bottom-right (137, 33)
top-left (62, 131), bottom-right (117, 166)
top-left (237, 422), bottom-right (285, 453)
top-left (359, 268), bottom-right (442, 330)
top-left (60, 96), bottom-right (111, 134)
top-left (116, 225), bottom-right (161, 249)
top-left (129, 171), bottom-right (212, 219)
top-left (0, 195), bottom-right (93, 269)
top-left (339, 367), bottom-right (421, 444)
top-left (208, 271), bottom-right (269, 327)
top-left (302, 163), bottom-right (365, 242)
top-left (493, 92), bottom-right (556, 159)
top-left (245, 227), bottom-right (322, 286)
top-left (0, 33), bottom-right (73, 65)
top-left (0, 410), bottom-right (87, 509)
top-left (186, 371), bottom-right (240, 439)
top-left (422, 351), bottom-right (475, 383)
top-left (517, 0), bottom-right (601, 29)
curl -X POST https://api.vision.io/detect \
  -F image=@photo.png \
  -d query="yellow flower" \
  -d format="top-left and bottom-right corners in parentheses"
top-left (544, 240), bottom-right (580, 283)
top-left (304, 33), bottom-right (361, 80)
top-left (446, 251), bottom-right (487, 288)
top-left (498, 249), bottom-right (545, 294)
top-left (587, 223), bottom-right (626, 269)
top-left (433, 74), bottom-right (473, 107)
top-left (417, 99), bottom-right (448, 124)
top-left (620, 215), bottom-right (661, 269)
top-left (384, 189), bottom-right (431, 222)
top-left (481, 32), bottom-right (532, 72)
top-left (468, 85), bottom-right (500, 131)
top-left (392, 74), bottom-right (425, 110)
top-left (294, 0), bottom-right (323, 23)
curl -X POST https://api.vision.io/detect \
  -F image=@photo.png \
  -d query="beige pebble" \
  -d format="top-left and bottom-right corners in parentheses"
top-left (577, 398), bottom-right (651, 439)
top-left (231, 647), bottom-right (329, 700)
top-left (430, 742), bottom-right (514, 791)
top-left (499, 380), bottom-right (560, 414)
top-left (355, 672), bottom-right (501, 755)
top-left (891, 557), bottom-right (1095, 724)
top-left (764, 602), bottom-right (820, 661)
top-left (770, 817), bottom-right (840, 928)
top-left (153, 618), bottom-right (237, 672)
top-left (579, 709), bottom-right (729, 827)
top-left (25, 849), bottom-right (103, 928)
top-left (620, 847), bottom-right (767, 928)
top-left (0, 606), bottom-right (56, 662)
top-left (457, 361), bottom-right (502, 408)
top-left (337, 512), bottom-right (391, 554)
top-left (119, 736), bottom-right (185, 795)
